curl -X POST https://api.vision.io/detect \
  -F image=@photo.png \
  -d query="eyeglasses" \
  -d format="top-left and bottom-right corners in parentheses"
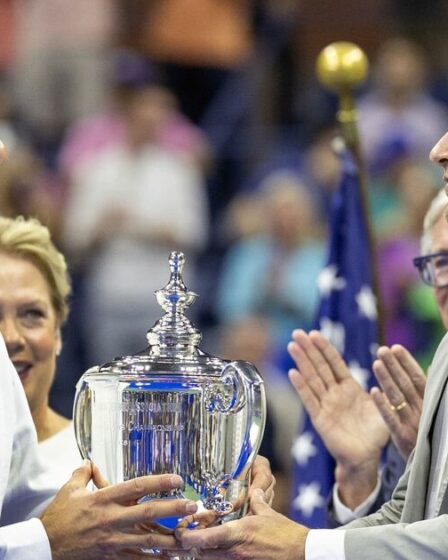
top-left (413, 252), bottom-right (448, 288)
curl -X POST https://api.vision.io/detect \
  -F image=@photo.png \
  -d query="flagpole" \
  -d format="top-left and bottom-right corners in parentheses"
top-left (315, 42), bottom-right (384, 345)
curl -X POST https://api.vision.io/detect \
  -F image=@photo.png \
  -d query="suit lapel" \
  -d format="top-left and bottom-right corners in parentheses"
top-left (437, 451), bottom-right (448, 514)
top-left (402, 333), bottom-right (448, 521)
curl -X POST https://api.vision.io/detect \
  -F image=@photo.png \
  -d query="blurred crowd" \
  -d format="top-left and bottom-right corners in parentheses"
top-left (1, 0), bottom-right (448, 514)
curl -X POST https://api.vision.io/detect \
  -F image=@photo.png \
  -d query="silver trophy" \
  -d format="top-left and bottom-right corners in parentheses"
top-left (74, 252), bottom-right (266, 544)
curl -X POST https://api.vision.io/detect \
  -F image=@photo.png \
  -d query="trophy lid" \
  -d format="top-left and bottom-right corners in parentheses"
top-left (146, 251), bottom-right (202, 356)
top-left (91, 251), bottom-right (225, 377)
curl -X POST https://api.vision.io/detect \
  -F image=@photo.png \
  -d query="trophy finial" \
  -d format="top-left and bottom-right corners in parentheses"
top-left (157, 251), bottom-right (196, 313)
top-left (147, 252), bottom-right (201, 353)
top-left (316, 42), bottom-right (368, 92)
top-left (169, 251), bottom-right (185, 274)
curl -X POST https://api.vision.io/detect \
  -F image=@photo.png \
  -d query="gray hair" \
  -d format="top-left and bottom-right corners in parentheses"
top-left (420, 189), bottom-right (448, 255)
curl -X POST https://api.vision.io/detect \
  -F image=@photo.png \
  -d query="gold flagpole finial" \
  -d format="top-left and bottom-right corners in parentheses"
top-left (316, 42), bottom-right (368, 92)
top-left (316, 42), bottom-right (368, 149)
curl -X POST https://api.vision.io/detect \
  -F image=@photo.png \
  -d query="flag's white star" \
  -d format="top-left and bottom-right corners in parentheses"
top-left (356, 286), bottom-right (378, 320)
top-left (317, 265), bottom-right (346, 296)
top-left (291, 432), bottom-right (318, 466)
top-left (292, 482), bottom-right (325, 517)
top-left (348, 360), bottom-right (369, 390)
top-left (319, 317), bottom-right (345, 354)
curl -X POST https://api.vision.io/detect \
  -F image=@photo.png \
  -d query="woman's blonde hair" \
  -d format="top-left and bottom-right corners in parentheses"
top-left (0, 216), bottom-right (71, 323)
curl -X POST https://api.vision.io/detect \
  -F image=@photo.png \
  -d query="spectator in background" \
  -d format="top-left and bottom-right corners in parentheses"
top-left (216, 170), bottom-right (325, 351)
top-left (63, 85), bottom-right (209, 366)
top-left (0, 85), bottom-right (66, 241)
top-left (358, 37), bottom-right (448, 174)
top-left (0, 147), bottom-right (64, 242)
top-left (11, 0), bottom-right (117, 150)
top-left (302, 127), bottom-right (341, 218)
top-left (58, 48), bottom-right (211, 183)
top-left (0, 87), bottom-right (20, 155)
top-left (0, 1), bottom-right (14, 77)
top-left (374, 158), bottom-right (440, 238)
top-left (375, 159), bottom-right (443, 364)
top-left (129, 0), bottom-right (255, 124)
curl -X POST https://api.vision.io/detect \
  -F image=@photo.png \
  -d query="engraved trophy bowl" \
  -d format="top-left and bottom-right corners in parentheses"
top-left (73, 251), bottom-right (266, 551)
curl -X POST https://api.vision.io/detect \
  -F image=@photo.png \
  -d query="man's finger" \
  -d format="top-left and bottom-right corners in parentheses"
top-left (91, 461), bottom-right (110, 489)
top-left (371, 387), bottom-right (401, 433)
top-left (309, 330), bottom-right (351, 381)
top-left (391, 345), bottom-right (426, 399)
top-left (288, 368), bottom-right (321, 418)
top-left (64, 459), bottom-right (94, 490)
top-left (0, 140), bottom-right (7, 163)
top-left (177, 522), bottom-right (237, 550)
top-left (117, 498), bottom-right (198, 527)
top-left (98, 474), bottom-right (184, 504)
top-left (378, 346), bottom-right (421, 407)
top-left (249, 488), bottom-right (273, 516)
top-left (250, 455), bottom-right (274, 494)
top-left (255, 475), bottom-right (276, 506)
top-left (106, 530), bottom-right (180, 552)
top-left (288, 341), bottom-right (327, 398)
top-left (373, 356), bottom-right (407, 410)
top-left (176, 509), bottom-right (219, 530)
top-left (291, 330), bottom-right (337, 389)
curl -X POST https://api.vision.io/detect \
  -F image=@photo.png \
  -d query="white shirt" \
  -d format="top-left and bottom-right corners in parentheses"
top-left (332, 476), bottom-right (381, 524)
top-left (37, 423), bottom-right (82, 491)
top-left (0, 335), bottom-right (52, 559)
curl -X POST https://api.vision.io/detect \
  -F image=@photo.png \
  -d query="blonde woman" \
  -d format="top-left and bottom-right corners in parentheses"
top-left (0, 215), bottom-right (80, 486)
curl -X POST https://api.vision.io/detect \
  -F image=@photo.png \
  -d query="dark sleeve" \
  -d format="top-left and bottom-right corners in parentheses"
top-left (258, 404), bottom-right (282, 473)
top-left (325, 441), bottom-right (407, 528)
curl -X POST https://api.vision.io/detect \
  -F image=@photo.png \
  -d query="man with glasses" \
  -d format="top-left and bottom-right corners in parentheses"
top-left (286, 188), bottom-right (447, 529)
top-left (164, 143), bottom-right (448, 558)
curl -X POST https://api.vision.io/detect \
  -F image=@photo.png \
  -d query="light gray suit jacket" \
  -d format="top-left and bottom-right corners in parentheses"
top-left (343, 332), bottom-right (448, 559)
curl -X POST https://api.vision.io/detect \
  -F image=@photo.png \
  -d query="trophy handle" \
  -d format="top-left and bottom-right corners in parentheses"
top-left (73, 378), bottom-right (92, 460)
top-left (221, 360), bottom-right (266, 480)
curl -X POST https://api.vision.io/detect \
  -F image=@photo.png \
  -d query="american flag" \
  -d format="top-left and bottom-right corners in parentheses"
top-left (289, 144), bottom-right (379, 527)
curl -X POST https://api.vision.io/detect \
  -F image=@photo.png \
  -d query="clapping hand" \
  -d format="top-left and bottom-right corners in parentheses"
top-left (371, 344), bottom-right (425, 460)
top-left (288, 329), bottom-right (389, 470)
top-left (288, 329), bottom-right (389, 507)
